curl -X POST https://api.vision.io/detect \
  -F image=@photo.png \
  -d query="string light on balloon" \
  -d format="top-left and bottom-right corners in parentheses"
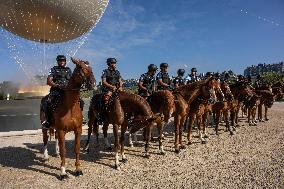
top-left (240, 9), bottom-right (283, 28)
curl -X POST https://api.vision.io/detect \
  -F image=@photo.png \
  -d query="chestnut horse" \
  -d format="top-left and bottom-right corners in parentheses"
top-left (212, 81), bottom-right (235, 135)
top-left (255, 90), bottom-right (275, 121)
top-left (172, 77), bottom-right (218, 152)
top-left (85, 91), bottom-right (158, 169)
top-left (40, 58), bottom-right (94, 180)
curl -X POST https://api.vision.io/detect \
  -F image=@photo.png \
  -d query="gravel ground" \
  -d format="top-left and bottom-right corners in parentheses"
top-left (0, 102), bottom-right (284, 189)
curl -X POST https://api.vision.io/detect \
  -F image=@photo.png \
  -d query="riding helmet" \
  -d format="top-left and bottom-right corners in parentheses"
top-left (148, 64), bottom-right (158, 72)
top-left (160, 63), bottom-right (168, 68)
top-left (56, 55), bottom-right (66, 61)
top-left (107, 58), bottom-right (117, 66)
top-left (177, 69), bottom-right (185, 75)
top-left (191, 67), bottom-right (197, 72)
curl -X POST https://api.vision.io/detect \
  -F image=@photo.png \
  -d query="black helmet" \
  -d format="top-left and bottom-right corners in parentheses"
top-left (177, 69), bottom-right (185, 75)
top-left (205, 72), bottom-right (213, 77)
top-left (191, 67), bottom-right (197, 72)
top-left (56, 55), bottom-right (66, 61)
top-left (214, 72), bottom-right (221, 78)
top-left (148, 64), bottom-right (158, 72)
top-left (224, 73), bottom-right (230, 78)
top-left (107, 58), bottom-right (117, 66)
top-left (160, 63), bottom-right (168, 68)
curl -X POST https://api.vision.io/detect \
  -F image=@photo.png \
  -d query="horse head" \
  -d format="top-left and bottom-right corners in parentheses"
top-left (71, 57), bottom-right (95, 90)
top-left (200, 77), bottom-right (218, 104)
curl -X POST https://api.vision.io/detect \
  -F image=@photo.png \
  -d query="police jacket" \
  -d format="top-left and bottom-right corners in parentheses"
top-left (173, 76), bottom-right (185, 87)
top-left (138, 72), bottom-right (155, 94)
top-left (101, 68), bottom-right (121, 88)
top-left (48, 66), bottom-right (72, 91)
top-left (156, 71), bottom-right (171, 90)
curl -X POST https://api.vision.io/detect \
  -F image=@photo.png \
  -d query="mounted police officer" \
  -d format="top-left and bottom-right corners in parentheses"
top-left (138, 64), bottom-right (158, 98)
top-left (156, 63), bottom-right (172, 90)
top-left (173, 69), bottom-right (185, 88)
top-left (41, 55), bottom-right (72, 129)
top-left (101, 58), bottom-right (123, 107)
top-left (185, 67), bottom-right (200, 84)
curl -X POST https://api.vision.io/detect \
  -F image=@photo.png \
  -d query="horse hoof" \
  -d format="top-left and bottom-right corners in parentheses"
top-left (145, 154), bottom-right (150, 159)
top-left (160, 151), bottom-right (166, 156)
top-left (74, 170), bottom-right (83, 177)
top-left (188, 141), bottom-right (192, 145)
top-left (203, 135), bottom-right (209, 139)
top-left (115, 164), bottom-right (120, 170)
top-left (230, 131), bottom-right (234, 136)
top-left (232, 127), bottom-right (236, 131)
top-left (121, 158), bottom-right (128, 163)
top-left (180, 145), bottom-right (186, 150)
top-left (106, 147), bottom-right (112, 151)
top-left (174, 149), bottom-right (180, 154)
top-left (201, 140), bottom-right (206, 144)
top-left (59, 174), bottom-right (69, 181)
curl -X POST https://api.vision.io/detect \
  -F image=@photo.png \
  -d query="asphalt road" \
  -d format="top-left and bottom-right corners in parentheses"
top-left (0, 98), bottom-right (90, 132)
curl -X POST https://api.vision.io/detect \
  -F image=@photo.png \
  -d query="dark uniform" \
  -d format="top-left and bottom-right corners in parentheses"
top-left (156, 71), bottom-right (171, 90)
top-left (173, 76), bottom-right (185, 87)
top-left (101, 68), bottom-right (121, 93)
top-left (185, 74), bottom-right (200, 83)
top-left (41, 55), bottom-right (72, 129)
top-left (138, 73), bottom-right (156, 96)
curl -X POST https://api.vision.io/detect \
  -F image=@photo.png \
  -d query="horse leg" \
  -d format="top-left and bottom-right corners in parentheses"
top-left (120, 124), bottom-right (127, 163)
top-left (42, 129), bottom-right (49, 161)
top-left (58, 130), bottom-right (68, 180)
top-left (203, 111), bottom-right (210, 139)
top-left (157, 120), bottom-right (165, 155)
top-left (103, 123), bottom-right (112, 150)
top-left (197, 114), bottom-right (206, 144)
top-left (230, 109), bottom-right (236, 131)
top-left (145, 124), bottom-right (152, 158)
top-left (174, 114), bottom-right (181, 153)
top-left (252, 107), bottom-right (257, 126)
top-left (55, 131), bottom-right (59, 156)
top-left (183, 116), bottom-right (188, 132)
top-left (113, 124), bottom-right (120, 170)
top-left (84, 114), bottom-right (94, 153)
top-left (215, 111), bottom-right (221, 135)
top-left (224, 111), bottom-right (233, 135)
top-left (187, 113), bottom-right (195, 145)
top-left (179, 114), bottom-right (187, 149)
top-left (264, 106), bottom-right (269, 121)
top-left (128, 133), bottom-right (134, 147)
top-left (74, 130), bottom-right (83, 177)
top-left (248, 107), bottom-right (252, 126)
top-left (258, 104), bottom-right (264, 122)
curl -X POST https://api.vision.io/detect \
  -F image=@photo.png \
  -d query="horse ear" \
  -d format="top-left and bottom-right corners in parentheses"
top-left (71, 57), bottom-right (79, 65)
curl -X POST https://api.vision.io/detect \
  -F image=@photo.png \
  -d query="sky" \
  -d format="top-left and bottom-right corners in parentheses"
top-left (0, 0), bottom-right (284, 83)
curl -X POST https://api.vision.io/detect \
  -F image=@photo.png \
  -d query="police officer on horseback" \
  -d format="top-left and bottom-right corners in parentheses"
top-left (41, 55), bottom-right (72, 129)
top-left (185, 67), bottom-right (200, 84)
top-left (156, 63), bottom-right (172, 90)
top-left (173, 69), bottom-right (186, 88)
top-left (138, 64), bottom-right (158, 98)
top-left (101, 58), bottom-right (123, 106)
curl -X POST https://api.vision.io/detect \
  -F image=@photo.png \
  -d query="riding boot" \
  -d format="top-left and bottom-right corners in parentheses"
top-left (42, 101), bottom-right (51, 130)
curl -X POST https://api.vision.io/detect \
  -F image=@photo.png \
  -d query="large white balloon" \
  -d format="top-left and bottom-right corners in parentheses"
top-left (0, 0), bottom-right (109, 43)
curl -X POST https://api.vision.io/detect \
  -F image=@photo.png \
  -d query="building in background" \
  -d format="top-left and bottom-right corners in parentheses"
top-left (244, 62), bottom-right (284, 77)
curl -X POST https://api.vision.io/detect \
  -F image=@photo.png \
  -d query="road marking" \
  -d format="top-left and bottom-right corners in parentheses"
top-left (0, 114), bottom-right (38, 117)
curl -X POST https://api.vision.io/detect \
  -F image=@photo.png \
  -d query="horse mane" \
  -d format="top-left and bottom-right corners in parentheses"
top-left (173, 79), bottom-right (208, 94)
top-left (118, 91), bottom-right (153, 116)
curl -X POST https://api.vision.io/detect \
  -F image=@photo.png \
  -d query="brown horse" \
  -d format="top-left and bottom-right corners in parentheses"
top-left (230, 82), bottom-right (253, 126)
top-left (244, 93), bottom-right (261, 126)
top-left (85, 91), bottom-right (158, 169)
top-left (40, 57), bottom-right (94, 180)
top-left (141, 90), bottom-right (175, 155)
top-left (255, 90), bottom-right (275, 121)
top-left (172, 77), bottom-right (218, 152)
top-left (212, 81), bottom-right (235, 135)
